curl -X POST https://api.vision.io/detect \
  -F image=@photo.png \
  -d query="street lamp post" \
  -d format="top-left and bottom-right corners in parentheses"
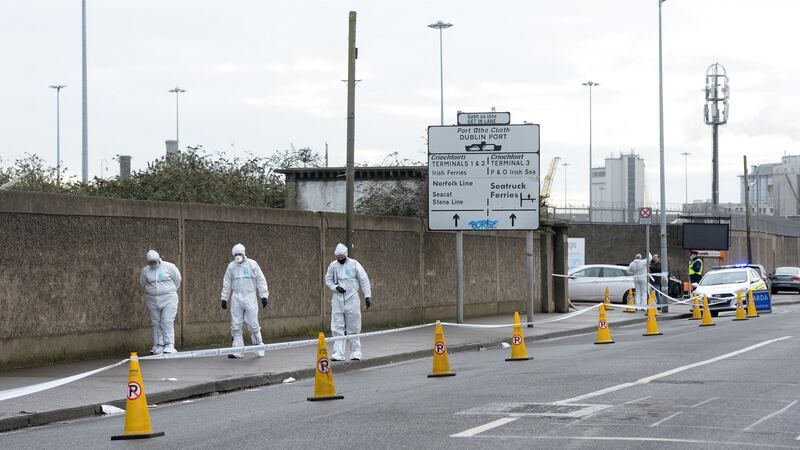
top-left (428, 20), bottom-right (463, 323)
top-left (428, 20), bottom-right (452, 126)
top-left (49, 84), bottom-right (66, 185)
top-left (81, 0), bottom-right (88, 183)
top-left (169, 87), bottom-right (186, 147)
top-left (658, 0), bottom-right (669, 305)
top-left (681, 151), bottom-right (690, 207)
top-left (562, 162), bottom-right (569, 209)
top-left (582, 81), bottom-right (599, 221)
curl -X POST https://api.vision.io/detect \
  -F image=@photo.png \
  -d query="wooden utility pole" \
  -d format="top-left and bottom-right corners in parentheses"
top-left (345, 11), bottom-right (357, 255)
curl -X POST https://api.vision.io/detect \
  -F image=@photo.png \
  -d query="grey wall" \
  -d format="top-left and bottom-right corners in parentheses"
top-left (0, 191), bottom-right (551, 369)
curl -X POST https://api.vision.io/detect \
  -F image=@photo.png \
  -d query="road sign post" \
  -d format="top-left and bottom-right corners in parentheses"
top-left (428, 122), bottom-right (540, 323)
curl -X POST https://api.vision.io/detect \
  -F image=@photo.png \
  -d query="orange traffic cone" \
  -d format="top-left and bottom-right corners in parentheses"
top-left (110, 353), bottom-right (164, 440)
top-left (307, 332), bottom-right (344, 401)
top-left (700, 295), bottom-right (715, 327)
top-left (603, 287), bottom-right (612, 308)
top-left (428, 321), bottom-right (456, 377)
top-left (689, 294), bottom-right (702, 320)
top-left (746, 290), bottom-right (760, 318)
top-left (594, 304), bottom-right (615, 344)
top-left (506, 311), bottom-right (532, 361)
top-left (733, 291), bottom-right (748, 321)
top-left (643, 295), bottom-right (663, 336)
top-left (624, 289), bottom-right (636, 313)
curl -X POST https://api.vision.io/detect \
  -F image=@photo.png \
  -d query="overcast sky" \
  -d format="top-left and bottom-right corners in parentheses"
top-left (2, 0), bottom-right (798, 207)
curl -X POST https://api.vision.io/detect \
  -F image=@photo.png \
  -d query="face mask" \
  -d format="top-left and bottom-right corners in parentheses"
top-left (337, 257), bottom-right (347, 265)
top-left (235, 255), bottom-right (244, 264)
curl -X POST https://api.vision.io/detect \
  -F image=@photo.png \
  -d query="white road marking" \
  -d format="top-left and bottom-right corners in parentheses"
top-left (649, 411), bottom-right (682, 427)
top-left (450, 417), bottom-right (518, 438)
top-left (470, 435), bottom-right (800, 448)
top-left (623, 396), bottom-right (651, 405)
top-left (556, 336), bottom-right (793, 404)
top-left (743, 400), bottom-right (798, 432)
top-left (690, 396), bottom-right (719, 408)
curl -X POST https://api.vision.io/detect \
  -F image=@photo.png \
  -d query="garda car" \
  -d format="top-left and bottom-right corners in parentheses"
top-left (692, 267), bottom-right (767, 317)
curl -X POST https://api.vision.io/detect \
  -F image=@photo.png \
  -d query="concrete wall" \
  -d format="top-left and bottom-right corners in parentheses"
top-left (0, 191), bottom-right (551, 369)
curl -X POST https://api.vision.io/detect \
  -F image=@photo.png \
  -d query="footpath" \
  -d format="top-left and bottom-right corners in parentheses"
top-left (2, 297), bottom-right (793, 433)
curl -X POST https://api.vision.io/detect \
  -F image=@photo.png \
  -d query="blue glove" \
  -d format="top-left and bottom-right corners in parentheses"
top-left (336, 286), bottom-right (346, 294)
top-left (261, 298), bottom-right (268, 308)
top-left (365, 297), bottom-right (371, 309)
top-left (221, 300), bottom-right (227, 310)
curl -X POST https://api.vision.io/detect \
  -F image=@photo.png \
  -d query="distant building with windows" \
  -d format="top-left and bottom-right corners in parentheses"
top-left (590, 152), bottom-right (646, 223)
top-left (739, 154), bottom-right (800, 218)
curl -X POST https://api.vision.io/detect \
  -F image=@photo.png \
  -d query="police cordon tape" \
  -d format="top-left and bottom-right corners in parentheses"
top-left (551, 272), bottom-right (735, 308)
top-left (0, 305), bottom-right (607, 402)
top-left (0, 359), bottom-right (131, 402)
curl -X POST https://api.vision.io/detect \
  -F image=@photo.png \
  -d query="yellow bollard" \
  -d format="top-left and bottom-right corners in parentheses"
top-left (643, 296), bottom-right (663, 336)
top-left (733, 291), bottom-right (748, 321)
top-left (428, 321), bottom-right (456, 378)
top-left (594, 304), bottom-right (615, 345)
top-left (689, 294), bottom-right (702, 320)
top-left (506, 311), bottom-right (533, 361)
top-left (603, 287), bottom-right (612, 308)
top-left (700, 295), bottom-right (715, 327)
top-left (307, 332), bottom-right (344, 401)
top-left (746, 290), bottom-right (760, 318)
top-left (110, 353), bottom-right (165, 440)
top-left (624, 289), bottom-right (636, 313)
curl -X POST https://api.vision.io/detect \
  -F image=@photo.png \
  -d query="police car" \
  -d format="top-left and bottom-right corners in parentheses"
top-left (692, 267), bottom-right (767, 317)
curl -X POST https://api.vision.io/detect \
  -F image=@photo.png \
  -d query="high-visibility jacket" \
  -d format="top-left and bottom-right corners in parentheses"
top-left (688, 258), bottom-right (703, 276)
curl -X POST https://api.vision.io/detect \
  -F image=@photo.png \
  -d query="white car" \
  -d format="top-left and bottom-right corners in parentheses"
top-left (692, 268), bottom-right (767, 317)
top-left (568, 264), bottom-right (637, 303)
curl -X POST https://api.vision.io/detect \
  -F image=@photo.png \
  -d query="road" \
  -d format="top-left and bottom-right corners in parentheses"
top-left (2, 300), bottom-right (800, 449)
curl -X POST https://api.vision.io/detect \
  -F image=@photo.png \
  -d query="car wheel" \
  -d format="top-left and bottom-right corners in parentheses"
top-left (710, 311), bottom-right (719, 318)
top-left (771, 288), bottom-right (777, 295)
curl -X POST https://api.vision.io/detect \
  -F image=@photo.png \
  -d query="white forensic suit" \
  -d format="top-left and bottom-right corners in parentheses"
top-left (628, 257), bottom-right (649, 307)
top-left (220, 243), bottom-right (269, 357)
top-left (139, 250), bottom-right (182, 354)
top-left (324, 243), bottom-right (372, 361)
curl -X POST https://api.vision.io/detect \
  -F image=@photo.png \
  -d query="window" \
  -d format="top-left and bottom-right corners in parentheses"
top-left (700, 271), bottom-right (747, 286)
top-left (776, 267), bottom-right (800, 275)
top-left (574, 267), bottom-right (602, 278)
top-left (603, 268), bottom-right (628, 277)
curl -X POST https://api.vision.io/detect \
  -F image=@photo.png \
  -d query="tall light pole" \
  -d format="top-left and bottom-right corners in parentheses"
top-left (680, 151), bottom-right (690, 206)
top-left (429, 19), bottom-right (463, 323)
top-left (81, 0), bottom-right (88, 182)
top-left (49, 84), bottom-right (66, 185)
top-left (657, 0), bottom-right (669, 302)
top-left (582, 81), bottom-right (599, 221)
top-left (428, 20), bottom-right (452, 126)
top-left (169, 87), bottom-right (186, 147)
top-left (562, 162), bottom-right (569, 208)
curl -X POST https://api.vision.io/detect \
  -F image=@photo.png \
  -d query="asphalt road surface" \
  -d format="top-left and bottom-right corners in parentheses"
top-left (2, 301), bottom-right (800, 449)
